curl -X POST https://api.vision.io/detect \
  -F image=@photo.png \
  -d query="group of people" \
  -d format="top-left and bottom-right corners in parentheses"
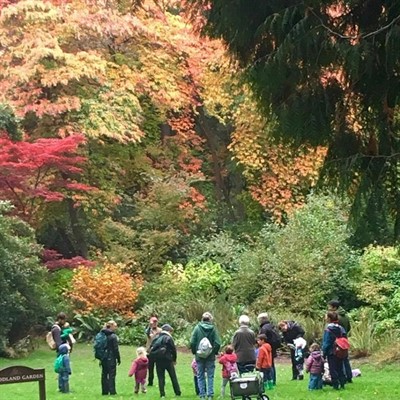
top-left (49, 299), bottom-right (353, 396)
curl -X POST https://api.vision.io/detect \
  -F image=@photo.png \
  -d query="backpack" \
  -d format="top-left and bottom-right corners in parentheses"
top-left (46, 325), bottom-right (59, 350)
top-left (269, 328), bottom-right (282, 352)
top-left (197, 337), bottom-right (213, 359)
top-left (94, 331), bottom-right (108, 360)
top-left (225, 360), bottom-right (239, 379)
top-left (54, 354), bottom-right (65, 373)
top-left (149, 334), bottom-right (170, 361)
top-left (333, 337), bottom-right (350, 359)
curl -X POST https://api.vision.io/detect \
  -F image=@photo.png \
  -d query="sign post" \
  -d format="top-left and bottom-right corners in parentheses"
top-left (0, 365), bottom-right (46, 400)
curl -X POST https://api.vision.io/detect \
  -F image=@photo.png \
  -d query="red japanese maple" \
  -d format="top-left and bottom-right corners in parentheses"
top-left (0, 133), bottom-right (91, 223)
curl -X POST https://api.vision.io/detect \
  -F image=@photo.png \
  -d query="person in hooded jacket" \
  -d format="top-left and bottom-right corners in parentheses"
top-left (190, 312), bottom-right (221, 400)
top-left (218, 344), bottom-right (238, 397)
top-left (153, 324), bottom-right (181, 398)
top-left (100, 320), bottom-right (121, 396)
top-left (57, 343), bottom-right (72, 393)
top-left (305, 343), bottom-right (324, 390)
top-left (328, 300), bottom-right (353, 383)
top-left (322, 312), bottom-right (346, 390)
top-left (278, 320), bottom-right (305, 381)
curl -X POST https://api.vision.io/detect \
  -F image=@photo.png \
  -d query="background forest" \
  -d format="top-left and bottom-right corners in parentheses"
top-left (0, 0), bottom-right (400, 362)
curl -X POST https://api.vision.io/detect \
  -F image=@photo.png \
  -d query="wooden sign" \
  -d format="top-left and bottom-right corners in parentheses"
top-left (0, 365), bottom-right (46, 400)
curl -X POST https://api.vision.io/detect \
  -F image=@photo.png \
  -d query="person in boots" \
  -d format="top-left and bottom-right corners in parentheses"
top-left (256, 334), bottom-right (273, 390)
top-left (305, 343), bottom-right (324, 390)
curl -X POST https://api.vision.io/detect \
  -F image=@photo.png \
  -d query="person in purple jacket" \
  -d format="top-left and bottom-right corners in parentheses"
top-left (305, 343), bottom-right (324, 390)
top-left (129, 346), bottom-right (149, 394)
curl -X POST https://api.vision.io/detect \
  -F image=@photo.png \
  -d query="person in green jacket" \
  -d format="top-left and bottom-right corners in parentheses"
top-left (327, 300), bottom-right (352, 383)
top-left (190, 312), bottom-right (221, 400)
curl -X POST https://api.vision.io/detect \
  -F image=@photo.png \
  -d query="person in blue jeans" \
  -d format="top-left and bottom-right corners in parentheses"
top-left (190, 312), bottom-right (221, 400)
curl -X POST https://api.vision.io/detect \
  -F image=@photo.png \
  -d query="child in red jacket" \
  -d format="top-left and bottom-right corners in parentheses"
top-left (256, 334), bottom-right (273, 390)
top-left (129, 347), bottom-right (149, 394)
top-left (219, 345), bottom-right (238, 397)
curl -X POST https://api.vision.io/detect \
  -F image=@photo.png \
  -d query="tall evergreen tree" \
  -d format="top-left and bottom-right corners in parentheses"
top-left (185, 0), bottom-right (400, 244)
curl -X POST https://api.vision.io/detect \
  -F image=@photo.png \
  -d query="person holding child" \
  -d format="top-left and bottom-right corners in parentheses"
top-left (57, 343), bottom-right (72, 393)
top-left (129, 346), bottom-right (149, 394)
top-left (218, 345), bottom-right (238, 397)
top-left (256, 334), bottom-right (273, 390)
top-left (305, 343), bottom-right (324, 390)
top-left (278, 320), bottom-right (305, 381)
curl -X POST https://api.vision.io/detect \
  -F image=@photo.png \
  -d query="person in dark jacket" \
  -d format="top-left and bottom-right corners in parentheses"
top-left (51, 312), bottom-right (67, 353)
top-left (305, 343), bottom-right (323, 390)
top-left (145, 316), bottom-right (162, 386)
top-left (258, 312), bottom-right (281, 385)
top-left (328, 300), bottom-right (352, 383)
top-left (153, 324), bottom-right (181, 398)
top-left (278, 320), bottom-right (305, 381)
top-left (101, 320), bottom-right (121, 396)
top-left (322, 312), bottom-right (346, 390)
top-left (232, 315), bottom-right (256, 373)
top-left (190, 312), bottom-right (221, 400)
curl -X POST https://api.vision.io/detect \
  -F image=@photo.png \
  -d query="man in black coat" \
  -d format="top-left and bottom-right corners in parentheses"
top-left (258, 312), bottom-right (281, 385)
top-left (101, 320), bottom-right (121, 396)
top-left (278, 320), bottom-right (305, 381)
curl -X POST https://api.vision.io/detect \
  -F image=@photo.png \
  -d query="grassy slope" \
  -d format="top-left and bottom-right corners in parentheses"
top-left (0, 344), bottom-right (399, 399)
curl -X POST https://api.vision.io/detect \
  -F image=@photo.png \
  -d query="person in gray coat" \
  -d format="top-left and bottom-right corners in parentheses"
top-left (232, 315), bottom-right (256, 373)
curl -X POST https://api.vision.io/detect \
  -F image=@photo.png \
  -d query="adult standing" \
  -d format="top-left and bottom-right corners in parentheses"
top-left (51, 312), bottom-right (67, 353)
top-left (258, 312), bottom-right (281, 385)
top-left (152, 324), bottom-right (181, 398)
top-left (328, 300), bottom-right (352, 383)
top-left (145, 316), bottom-right (162, 386)
top-left (232, 315), bottom-right (256, 373)
top-left (100, 320), bottom-right (121, 396)
top-left (190, 312), bottom-right (221, 400)
top-left (322, 311), bottom-right (346, 390)
top-left (278, 320), bottom-right (305, 381)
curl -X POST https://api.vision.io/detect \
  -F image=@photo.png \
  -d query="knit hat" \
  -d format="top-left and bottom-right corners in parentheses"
top-left (161, 324), bottom-right (173, 332)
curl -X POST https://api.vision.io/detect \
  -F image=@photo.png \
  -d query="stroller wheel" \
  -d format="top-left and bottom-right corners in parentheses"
top-left (259, 395), bottom-right (270, 400)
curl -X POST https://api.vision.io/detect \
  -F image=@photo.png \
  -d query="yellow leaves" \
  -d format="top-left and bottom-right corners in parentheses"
top-left (70, 262), bottom-right (143, 318)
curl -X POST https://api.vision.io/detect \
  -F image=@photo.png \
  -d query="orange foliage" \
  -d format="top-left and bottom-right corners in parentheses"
top-left (70, 263), bottom-right (143, 318)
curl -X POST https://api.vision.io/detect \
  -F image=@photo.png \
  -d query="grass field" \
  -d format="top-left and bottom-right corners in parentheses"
top-left (0, 344), bottom-right (399, 400)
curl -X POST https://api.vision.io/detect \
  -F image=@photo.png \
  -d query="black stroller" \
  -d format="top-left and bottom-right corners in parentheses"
top-left (229, 364), bottom-right (270, 400)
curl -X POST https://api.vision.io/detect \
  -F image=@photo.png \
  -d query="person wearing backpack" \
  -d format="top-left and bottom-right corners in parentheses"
top-left (232, 315), bottom-right (256, 374)
top-left (278, 320), bottom-right (305, 381)
top-left (98, 320), bottom-right (121, 396)
top-left (328, 299), bottom-right (353, 383)
top-left (151, 324), bottom-right (181, 398)
top-left (190, 312), bottom-right (221, 400)
top-left (322, 311), bottom-right (346, 390)
top-left (55, 343), bottom-right (72, 393)
top-left (218, 344), bottom-right (238, 397)
top-left (258, 312), bottom-right (281, 385)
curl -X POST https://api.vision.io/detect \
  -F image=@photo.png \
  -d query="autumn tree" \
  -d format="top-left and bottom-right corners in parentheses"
top-left (185, 0), bottom-right (400, 244)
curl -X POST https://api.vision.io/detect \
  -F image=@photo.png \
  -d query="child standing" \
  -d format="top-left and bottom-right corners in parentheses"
top-left (305, 343), bottom-right (324, 390)
top-left (129, 347), bottom-right (149, 394)
top-left (219, 345), bottom-right (238, 397)
top-left (56, 343), bottom-right (72, 393)
top-left (256, 334), bottom-right (273, 390)
top-left (191, 358), bottom-right (200, 395)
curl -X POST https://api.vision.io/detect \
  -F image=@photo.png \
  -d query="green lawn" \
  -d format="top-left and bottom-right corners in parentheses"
top-left (0, 344), bottom-right (399, 399)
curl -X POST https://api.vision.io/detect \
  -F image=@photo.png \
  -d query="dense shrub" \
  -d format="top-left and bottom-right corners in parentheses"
top-left (70, 262), bottom-right (143, 318)
top-left (230, 195), bottom-right (360, 314)
top-left (357, 245), bottom-right (400, 330)
top-left (0, 202), bottom-right (50, 351)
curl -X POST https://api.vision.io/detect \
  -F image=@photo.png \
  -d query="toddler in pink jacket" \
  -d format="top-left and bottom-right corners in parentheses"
top-left (129, 347), bottom-right (149, 394)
